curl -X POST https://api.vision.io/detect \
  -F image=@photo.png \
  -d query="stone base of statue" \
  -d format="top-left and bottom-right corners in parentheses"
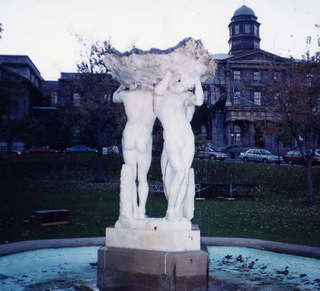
top-left (97, 222), bottom-right (207, 290)
top-left (97, 246), bottom-right (208, 290)
top-left (106, 217), bottom-right (200, 252)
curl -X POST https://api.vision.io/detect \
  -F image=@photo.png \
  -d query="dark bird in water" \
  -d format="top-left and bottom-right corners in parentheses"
top-left (276, 266), bottom-right (289, 275)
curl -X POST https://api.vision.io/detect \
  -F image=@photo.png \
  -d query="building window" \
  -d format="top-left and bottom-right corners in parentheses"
top-left (254, 41), bottom-right (259, 49)
top-left (254, 91), bottom-right (262, 105)
top-left (234, 90), bottom-right (240, 105)
top-left (254, 25), bottom-right (258, 36)
top-left (104, 93), bottom-right (113, 103)
top-left (274, 92), bottom-right (280, 100)
top-left (245, 24), bottom-right (251, 33)
top-left (231, 125), bottom-right (241, 144)
top-left (50, 92), bottom-right (58, 105)
top-left (73, 93), bottom-right (80, 106)
top-left (273, 71), bottom-right (279, 80)
top-left (72, 125), bottom-right (80, 138)
top-left (233, 70), bottom-right (241, 81)
top-left (253, 71), bottom-right (261, 81)
top-left (235, 25), bottom-right (240, 34)
top-left (201, 89), bottom-right (209, 103)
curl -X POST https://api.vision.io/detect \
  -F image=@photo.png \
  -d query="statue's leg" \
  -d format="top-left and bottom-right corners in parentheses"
top-left (164, 143), bottom-right (187, 221)
top-left (183, 168), bottom-right (195, 220)
top-left (174, 142), bottom-right (194, 218)
top-left (160, 149), bottom-right (169, 200)
top-left (136, 140), bottom-right (152, 219)
top-left (118, 164), bottom-right (134, 219)
top-left (123, 149), bottom-right (138, 218)
top-left (175, 172), bottom-right (188, 217)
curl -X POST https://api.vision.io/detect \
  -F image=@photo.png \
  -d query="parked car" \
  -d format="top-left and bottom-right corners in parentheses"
top-left (102, 146), bottom-right (120, 155)
top-left (196, 146), bottom-right (228, 160)
top-left (239, 149), bottom-right (283, 163)
top-left (0, 149), bottom-right (22, 156)
top-left (65, 145), bottom-right (97, 153)
top-left (283, 150), bottom-right (320, 165)
top-left (25, 146), bottom-right (59, 154)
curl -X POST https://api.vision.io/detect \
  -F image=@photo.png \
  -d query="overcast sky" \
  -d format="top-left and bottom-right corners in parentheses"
top-left (1, 0), bottom-right (319, 80)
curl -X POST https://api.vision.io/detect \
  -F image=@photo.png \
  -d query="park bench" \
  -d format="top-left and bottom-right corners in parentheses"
top-left (149, 183), bottom-right (262, 200)
top-left (196, 183), bottom-right (263, 200)
top-left (34, 209), bottom-right (70, 226)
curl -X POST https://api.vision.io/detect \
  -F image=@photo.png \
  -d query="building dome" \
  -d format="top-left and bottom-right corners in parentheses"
top-left (233, 5), bottom-right (255, 17)
top-left (228, 5), bottom-right (260, 55)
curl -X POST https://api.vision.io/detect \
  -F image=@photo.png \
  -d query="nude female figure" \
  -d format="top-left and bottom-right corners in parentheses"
top-left (154, 71), bottom-right (204, 221)
top-left (113, 84), bottom-right (156, 219)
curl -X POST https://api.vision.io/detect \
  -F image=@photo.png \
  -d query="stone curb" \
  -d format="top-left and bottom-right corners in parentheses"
top-left (0, 237), bottom-right (105, 256)
top-left (1, 236), bottom-right (320, 259)
top-left (202, 237), bottom-right (320, 259)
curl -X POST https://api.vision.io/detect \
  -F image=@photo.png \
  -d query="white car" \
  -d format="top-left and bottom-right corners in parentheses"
top-left (240, 149), bottom-right (283, 164)
top-left (196, 146), bottom-right (228, 160)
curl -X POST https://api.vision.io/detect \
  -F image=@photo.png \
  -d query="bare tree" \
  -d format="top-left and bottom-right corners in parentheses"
top-left (0, 23), bottom-right (3, 39)
top-left (71, 38), bottom-right (124, 182)
top-left (268, 51), bottom-right (320, 204)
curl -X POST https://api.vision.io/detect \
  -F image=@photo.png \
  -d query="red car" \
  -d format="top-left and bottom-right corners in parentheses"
top-left (283, 150), bottom-right (320, 165)
top-left (25, 146), bottom-right (59, 154)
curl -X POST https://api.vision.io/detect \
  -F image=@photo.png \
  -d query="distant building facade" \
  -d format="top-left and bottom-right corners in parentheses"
top-left (0, 55), bottom-right (44, 152)
top-left (42, 72), bottom-right (119, 145)
top-left (205, 5), bottom-right (294, 157)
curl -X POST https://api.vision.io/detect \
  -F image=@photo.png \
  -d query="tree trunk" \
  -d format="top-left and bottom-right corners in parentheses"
top-left (6, 119), bottom-right (15, 180)
top-left (305, 159), bottom-right (316, 205)
top-left (94, 142), bottom-right (106, 183)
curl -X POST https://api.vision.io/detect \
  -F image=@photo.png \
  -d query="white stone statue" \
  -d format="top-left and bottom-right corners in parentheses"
top-left (113, 84), bottom-right (155, 220)
top-left (154, 71), bottom-right (204, 221)
top-left (104, 38), bottom-right (216, 231)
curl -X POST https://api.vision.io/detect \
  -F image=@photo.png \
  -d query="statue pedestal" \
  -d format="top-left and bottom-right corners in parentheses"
top-left (106, 225), bottom-right (200, 252)
top-left (97, 247), bottom-right (208, 290)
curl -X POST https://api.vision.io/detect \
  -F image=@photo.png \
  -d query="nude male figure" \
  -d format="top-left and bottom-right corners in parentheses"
top-left (154, 71), bottom-right (204, 221)
top-left (113, 84), bottom-right (156, 219)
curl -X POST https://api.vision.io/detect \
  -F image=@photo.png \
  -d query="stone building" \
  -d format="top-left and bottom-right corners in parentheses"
top-left (0, 55), bottom-right (44, 151)
top-left (42, 72), bottom-right (119, 145)
top-left (206, 5), bottom-right (293, 157)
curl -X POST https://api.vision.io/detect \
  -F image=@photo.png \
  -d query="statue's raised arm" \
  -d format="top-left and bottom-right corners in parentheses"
top-left (191, 75), bottom-right (204, 106)
top-left (113, 84), bottom-right (126, 103)
top-left (154, 71), bottom-right (173, 95)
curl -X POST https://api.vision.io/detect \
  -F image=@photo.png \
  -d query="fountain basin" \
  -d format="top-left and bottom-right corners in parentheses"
top-left (0, 237), bottom-right (319, 290)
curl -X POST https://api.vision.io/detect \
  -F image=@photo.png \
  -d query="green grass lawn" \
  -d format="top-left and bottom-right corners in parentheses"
top-left (0, 155), bottom-right (320, 247)
top-left (1, 180), bottom-right (319, 247)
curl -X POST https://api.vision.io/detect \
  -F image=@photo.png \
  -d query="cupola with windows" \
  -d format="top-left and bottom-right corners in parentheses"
top-left (228, 5), bottom-right (261, 55)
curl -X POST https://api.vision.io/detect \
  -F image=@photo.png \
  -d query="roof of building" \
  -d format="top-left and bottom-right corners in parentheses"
top-left (42, 80), bottom-right (59, 91)
top-left (0, 55), bottom-right (43, 80)
top-left (211, 53), bottom-right (230, 60)
top-left (233, 5), bottom-right (256, 17)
